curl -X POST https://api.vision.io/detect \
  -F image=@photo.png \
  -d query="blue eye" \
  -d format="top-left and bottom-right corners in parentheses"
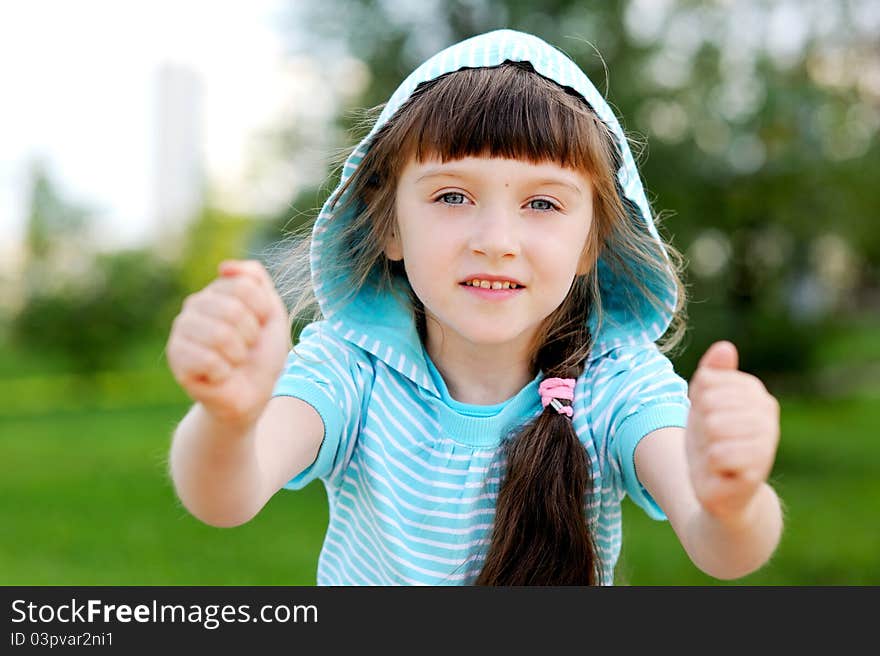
top-left (437, 192), bottom-right (468, 205)
top-left (529, 199), bottom-right (559, 211)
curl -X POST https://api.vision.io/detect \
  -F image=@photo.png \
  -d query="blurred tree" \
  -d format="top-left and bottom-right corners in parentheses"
top-left (21, 158), bottom-right (94, 296)
top-left (25, 162), bottom-right (89, 256)
top-left (266, 0), bottom-right (880, 381)
top-left (11, 250), bottom-right (182, 376)
top-left (176, 205), bottom-right (259, 294)
top-left (12, 162), bottom-right (183, 376)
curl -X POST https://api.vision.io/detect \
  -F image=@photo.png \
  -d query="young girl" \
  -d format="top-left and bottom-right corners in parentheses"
top-left (167, 29), bottom-right (783, 585)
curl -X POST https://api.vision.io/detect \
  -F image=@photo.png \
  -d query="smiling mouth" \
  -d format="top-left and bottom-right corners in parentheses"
top-left (458, 283), bottom-right (526, 300)
top-left (458, 280), bottom-right (525, 290)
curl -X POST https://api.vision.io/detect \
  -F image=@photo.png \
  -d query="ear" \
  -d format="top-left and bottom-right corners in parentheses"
top-left (384, 228), bottom-right (403, 262)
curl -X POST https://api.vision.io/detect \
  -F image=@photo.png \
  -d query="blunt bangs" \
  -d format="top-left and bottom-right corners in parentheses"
top-left (396, 61), bottom-right (603, 174)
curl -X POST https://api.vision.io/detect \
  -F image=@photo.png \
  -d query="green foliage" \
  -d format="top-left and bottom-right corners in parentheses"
top-left (272, 0), bottom-right (880, 377)
top-left (674, 296), bottom-right (828, 381)
top-left (10, 250), bottom-right (182, 376)
top-left (11, 159), bottom-right (188, 376)
top-left (23, 158), bottom-right (91, 263)
top-left (176, 205), bottom-right (260, 294)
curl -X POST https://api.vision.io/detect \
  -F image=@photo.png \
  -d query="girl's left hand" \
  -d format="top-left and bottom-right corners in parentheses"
top-left (685, 341), bottom-right (781, 526)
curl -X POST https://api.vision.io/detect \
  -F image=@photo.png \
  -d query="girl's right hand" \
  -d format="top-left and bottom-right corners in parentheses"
top-left (166, 259), bottom-right (291, 430)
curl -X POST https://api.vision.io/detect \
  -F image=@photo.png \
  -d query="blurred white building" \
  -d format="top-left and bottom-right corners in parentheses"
top-left (151, 63), bottom-right (205, 258)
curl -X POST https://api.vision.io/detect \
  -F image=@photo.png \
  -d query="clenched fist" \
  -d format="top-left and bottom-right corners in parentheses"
top-left (685, 341), bottom-right (781, 525)
top-left (166, 259), bottom-right (291, 429)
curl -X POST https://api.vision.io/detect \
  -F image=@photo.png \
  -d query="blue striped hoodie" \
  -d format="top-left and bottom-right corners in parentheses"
top-left (272, 29), bottom-right (690, 585)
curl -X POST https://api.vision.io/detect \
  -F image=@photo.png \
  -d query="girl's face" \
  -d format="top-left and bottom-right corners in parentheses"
top-left (388, 155), bottom-right (594, 356)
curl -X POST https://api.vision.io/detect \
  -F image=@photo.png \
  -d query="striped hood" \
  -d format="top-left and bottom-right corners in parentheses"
top-left (309, 29), bottom-right (678, 396)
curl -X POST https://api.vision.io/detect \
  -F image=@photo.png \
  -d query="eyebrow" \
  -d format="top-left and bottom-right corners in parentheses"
top-left (414, 170), bottom-right (584, 197)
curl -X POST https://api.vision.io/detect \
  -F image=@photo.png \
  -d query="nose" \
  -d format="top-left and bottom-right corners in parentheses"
top-left (468, 205), bottom-right (521, 260)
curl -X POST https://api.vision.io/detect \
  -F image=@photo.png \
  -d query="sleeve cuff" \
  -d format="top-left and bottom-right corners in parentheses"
top-left (272, 377), bottom-right (343, 490)
top-left (614, 403), bottom-right (689, 521)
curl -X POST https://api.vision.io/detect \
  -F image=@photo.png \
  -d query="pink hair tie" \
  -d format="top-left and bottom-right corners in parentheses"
top-left (538, 377), bottom-right (575, 418)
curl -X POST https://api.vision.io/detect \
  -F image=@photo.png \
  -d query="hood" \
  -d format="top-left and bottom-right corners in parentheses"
top-left (309, 29), bottom-right (679, 397)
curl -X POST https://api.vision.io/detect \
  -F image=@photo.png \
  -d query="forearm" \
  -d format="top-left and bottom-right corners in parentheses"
top-left (169, 403), bottom-right (265, 528)
top-left (683, 483), bottom-right (784, 580)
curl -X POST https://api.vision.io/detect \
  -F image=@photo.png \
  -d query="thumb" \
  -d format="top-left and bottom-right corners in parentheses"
top-left (697, 340), bottom-right (739, 371)
top-left (218, 259), bottom-right (267, 289)
top-left (218, 259), bottom-right (243, 277)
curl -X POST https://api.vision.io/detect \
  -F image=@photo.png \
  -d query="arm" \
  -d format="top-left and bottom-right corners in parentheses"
top-left (165, 258), bottom-right (326, 528)
top-left (632, 340), bottom-right (784, 580)
top-left (169, 396), bottom-right (325, 528)
top-left (634, 426), bottom-right (783, 580)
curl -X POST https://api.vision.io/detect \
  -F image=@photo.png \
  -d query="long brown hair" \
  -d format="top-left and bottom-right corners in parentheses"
top-left (270, 61), bottom-right (687, 585)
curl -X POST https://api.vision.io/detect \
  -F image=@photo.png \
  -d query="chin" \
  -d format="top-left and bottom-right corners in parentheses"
top-left (454, 323), bottom-right (529, 347)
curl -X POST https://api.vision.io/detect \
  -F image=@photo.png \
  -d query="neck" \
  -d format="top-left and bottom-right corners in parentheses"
top-left (425, 328), bottom-right (537, 406)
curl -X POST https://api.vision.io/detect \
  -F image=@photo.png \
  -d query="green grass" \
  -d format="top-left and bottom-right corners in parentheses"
top-left (0, 404), bottom-right (328, 585)
top-left (616, 395), bottom-right (880, 585)
top-left (0, 332), bottom-right (171, 380)
top-left (1, 394), bottom-right (878, 585)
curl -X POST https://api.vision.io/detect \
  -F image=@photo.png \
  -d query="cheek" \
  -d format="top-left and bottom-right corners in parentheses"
top-left (533, 233), bottom-right (582, 274)
top-left (531, 235), bottom-right (589, 304)
top-left (398, 209), bottom-right (458, 262)
top-left (401, 224), bottom-right (449, 259)
top-left (395, 224), bottom-right (453, 286)
top-left (405, 241), bottom-right (455, 295)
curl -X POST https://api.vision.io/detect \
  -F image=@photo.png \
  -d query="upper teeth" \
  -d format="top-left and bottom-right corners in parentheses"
top-left (466, 279), bottom-right (519, 289)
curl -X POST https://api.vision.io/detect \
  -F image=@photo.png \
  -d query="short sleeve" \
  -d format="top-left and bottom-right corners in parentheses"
top-left (271, 321), bottom-right (367, 490)
top-left (588, 342), bottom-right (690, 521)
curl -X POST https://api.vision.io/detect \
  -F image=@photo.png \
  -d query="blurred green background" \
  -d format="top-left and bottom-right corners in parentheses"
top-left (1, 0), bottom-right (878, 585)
